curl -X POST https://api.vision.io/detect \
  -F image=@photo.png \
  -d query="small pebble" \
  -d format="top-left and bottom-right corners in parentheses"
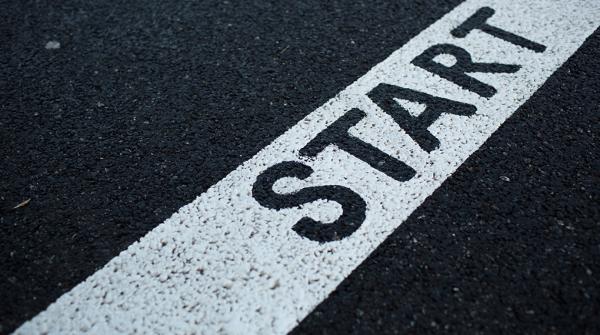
top-left (45, 40), bottom-right (61, 50)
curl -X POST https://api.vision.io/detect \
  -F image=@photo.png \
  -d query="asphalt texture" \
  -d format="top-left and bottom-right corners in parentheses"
top-left (0, 0), bottom-right (598, 334)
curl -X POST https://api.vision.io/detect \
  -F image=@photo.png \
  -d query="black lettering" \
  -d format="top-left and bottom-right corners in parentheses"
top-left (299, 108), bottom-right (416, 182)
top-left (368, 84), bottom-right (477, 152)
top-left (412, 44), bottom-right (520, 98)
top-left (452, 7), bottom-right (546, 53)
top-left (252, 161), bottom-right (366, 242)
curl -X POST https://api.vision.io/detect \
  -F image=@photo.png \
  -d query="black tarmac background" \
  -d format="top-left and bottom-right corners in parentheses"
top-left (0, 0), bottom-right (598, 334)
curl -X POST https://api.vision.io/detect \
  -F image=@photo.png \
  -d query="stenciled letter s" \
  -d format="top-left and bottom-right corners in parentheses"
top-left (252, 161), bottom-right (366, 242)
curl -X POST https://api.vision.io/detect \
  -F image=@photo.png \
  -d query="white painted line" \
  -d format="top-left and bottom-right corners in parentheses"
top-left (15, 1), bottom-right (599, 334)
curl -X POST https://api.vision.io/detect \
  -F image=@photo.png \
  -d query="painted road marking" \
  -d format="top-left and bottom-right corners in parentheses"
top-left (15, 1), bottom-right (599, 334)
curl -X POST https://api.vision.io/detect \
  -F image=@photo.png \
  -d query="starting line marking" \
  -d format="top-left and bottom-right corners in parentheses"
top-left (16, 0), bottom-right (599, 334)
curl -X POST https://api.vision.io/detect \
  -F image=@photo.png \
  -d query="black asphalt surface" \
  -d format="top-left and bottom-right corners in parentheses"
top-left (0, 0), bottom-right (598, 334)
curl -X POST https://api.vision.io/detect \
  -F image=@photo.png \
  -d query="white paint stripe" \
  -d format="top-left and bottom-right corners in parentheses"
top-left (16, 1), bottom-right (599, 334)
